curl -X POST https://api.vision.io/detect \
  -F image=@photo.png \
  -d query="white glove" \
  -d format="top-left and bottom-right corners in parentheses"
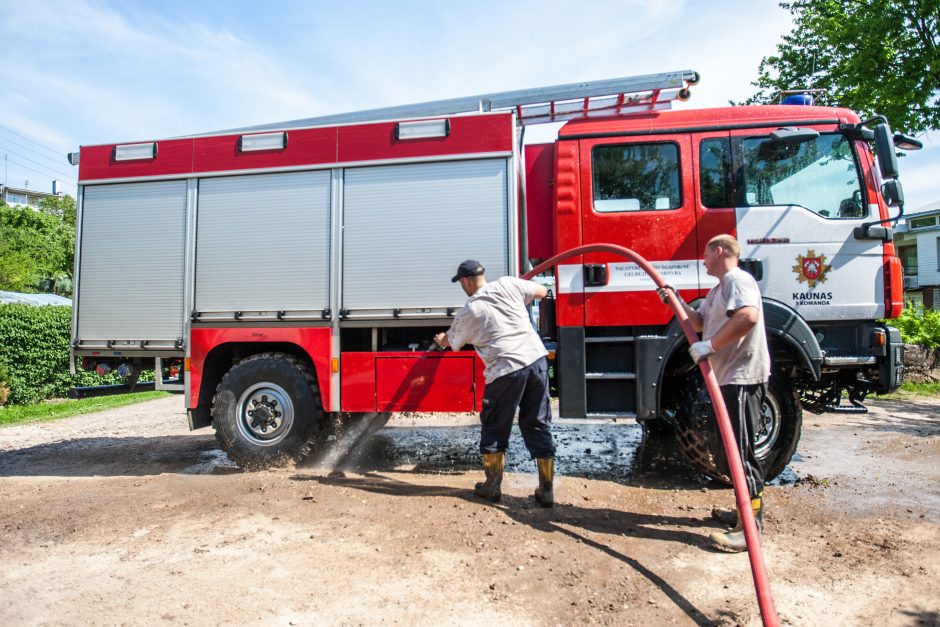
top-left (688, 339), bottom-right (716, 364)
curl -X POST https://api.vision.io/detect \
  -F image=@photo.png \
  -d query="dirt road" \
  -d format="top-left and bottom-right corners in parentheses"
top-left (1, 395), bottom-right (938, 626)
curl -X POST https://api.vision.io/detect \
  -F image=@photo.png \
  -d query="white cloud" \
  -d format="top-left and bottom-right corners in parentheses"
top-left (0, 0), bottom-right (935, 206)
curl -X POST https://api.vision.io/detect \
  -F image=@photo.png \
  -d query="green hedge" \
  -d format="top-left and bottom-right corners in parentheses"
top-left (0, 304), bottom-right (154, 405)
top-left (890, 303), bottom-right (940, 349)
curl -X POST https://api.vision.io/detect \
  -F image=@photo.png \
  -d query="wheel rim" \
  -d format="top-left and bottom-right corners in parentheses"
top-left (235, 382), bottom-right (295, 446)
top-left (753, 391), bottom-right (781, 459)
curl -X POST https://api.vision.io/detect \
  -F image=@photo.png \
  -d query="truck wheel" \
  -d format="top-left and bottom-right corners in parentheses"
top-left (212, 352), bottom-right (324, 469)
top-left (672, 370), bottom-right (802, 483)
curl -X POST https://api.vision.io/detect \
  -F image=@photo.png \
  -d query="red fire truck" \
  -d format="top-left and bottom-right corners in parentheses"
top-left (69, 70), bottom-right (907, 477)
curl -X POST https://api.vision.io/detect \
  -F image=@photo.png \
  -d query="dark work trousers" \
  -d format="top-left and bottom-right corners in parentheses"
top-left (479, 357), bottom-right (555, 459)
top-left (718, 383), bottom-right (767, 499)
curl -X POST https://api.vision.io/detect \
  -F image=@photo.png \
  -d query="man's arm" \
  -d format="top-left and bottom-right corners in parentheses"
top-left (435, 308), bottom-right (472, 350)
top-left (687, 305), bottom-right (758, 363)
top-left (709, 306), bottom-right (759, 350)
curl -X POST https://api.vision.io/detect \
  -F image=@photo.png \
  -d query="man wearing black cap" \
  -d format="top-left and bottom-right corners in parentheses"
top-left (434, 260), bottom-right (556, 506)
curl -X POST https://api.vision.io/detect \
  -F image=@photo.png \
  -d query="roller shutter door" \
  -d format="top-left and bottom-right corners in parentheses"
top-left (77, 181), bottom-right (187, 342)
top-left (195, 171), bottom-right (332, 313)
top-left (342, 159), bottom-right (509, 312)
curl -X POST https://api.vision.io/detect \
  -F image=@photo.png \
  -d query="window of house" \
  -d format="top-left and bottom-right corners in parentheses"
top-left (898, 245), bottom-right (918, 276)
top-left (699, 138), bottom-right (733, 208)
top-left (592, 142), bottom-right (681, 212)
top-left (910, 215), bottom-right (937, 230)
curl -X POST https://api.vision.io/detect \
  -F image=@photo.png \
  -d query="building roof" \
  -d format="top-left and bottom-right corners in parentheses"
top-left (894, 200), bottom-right (940, 233)
top-left (0, 291), bottom-right (72, 306)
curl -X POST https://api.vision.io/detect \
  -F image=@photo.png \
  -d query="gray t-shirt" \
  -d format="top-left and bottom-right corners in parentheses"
top-left (446, 276), bottom-right (548, 383)
top-left (698, 267), bottom-right (770, 386)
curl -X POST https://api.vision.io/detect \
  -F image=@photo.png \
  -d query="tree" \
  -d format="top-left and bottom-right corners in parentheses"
top-left (0, 195), bottom-right (76, 294)
top-left (748, 0), bottom-right (940, 135)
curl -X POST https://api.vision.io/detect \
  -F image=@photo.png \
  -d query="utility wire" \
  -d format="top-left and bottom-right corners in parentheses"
top-left (0, 133), bottom-right (72, 170)
top-left (0, 124), bottom-right (67, 159)
top-left (0, 142), bottom-right (76, 179)
top-left (4, 157), bottom-right (77, 183)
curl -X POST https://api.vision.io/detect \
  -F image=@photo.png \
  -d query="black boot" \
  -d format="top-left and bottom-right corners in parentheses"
top-left (534, 457), bottom-right (554, 508)
top-left (710, 491), bottom-right (765, 527)
top-left (474, 452), bottom-right (504, 502)
top-left (708, 494), bottom-right (764, 553)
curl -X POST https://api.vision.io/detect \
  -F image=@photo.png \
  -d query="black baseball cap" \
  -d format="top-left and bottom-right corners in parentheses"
top-left (451, 259), bottom-right (485, 282)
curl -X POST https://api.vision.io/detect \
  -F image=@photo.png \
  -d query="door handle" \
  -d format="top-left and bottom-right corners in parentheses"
top-left (739, 258), bottom-right (763, 281)
top-left (583, 264), bottom-right (608, 287)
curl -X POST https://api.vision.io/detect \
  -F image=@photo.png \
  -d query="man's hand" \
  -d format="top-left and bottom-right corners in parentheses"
top-left (657, 285), bottom-right (677, 304)
top-left (688, 339), bottom-right (716, 363)
top-left (433, 332), bottom-right (449, 349)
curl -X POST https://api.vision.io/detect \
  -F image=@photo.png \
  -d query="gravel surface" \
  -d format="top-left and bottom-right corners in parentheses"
top-left (1, 394), bottom-right (938, 625)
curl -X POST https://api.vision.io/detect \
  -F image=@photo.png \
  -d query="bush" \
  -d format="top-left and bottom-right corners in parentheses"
top-left (889, 302), bottom-right (940, 349)
top-left (0, 304), bottom-right (143, 405)
top-left (0, 361), bottom-right (9, 406)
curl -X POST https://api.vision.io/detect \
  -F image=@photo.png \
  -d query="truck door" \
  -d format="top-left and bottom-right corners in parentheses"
top-left (729, 127), bottom-right (885, 321)
top-left (555, 133), bottom-right (697, 419)
top-left (574, 134), bottom-right (698, 327)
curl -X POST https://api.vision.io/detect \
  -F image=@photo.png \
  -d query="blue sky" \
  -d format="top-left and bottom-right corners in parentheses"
top-left (1, 0), bottom-right (937, 211)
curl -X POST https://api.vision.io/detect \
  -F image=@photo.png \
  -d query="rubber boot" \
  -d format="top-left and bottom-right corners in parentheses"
top-left (711, 492), bottom-right (764, 527)
top-left (534, 457), bottom-right (554, 508)
top-left (474, 452), bottom-right (504, 502)
top-left (708, 494), bottom-right (764, 553)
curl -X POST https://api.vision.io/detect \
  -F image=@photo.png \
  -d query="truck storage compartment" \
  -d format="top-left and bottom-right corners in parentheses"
top-left (75, 181), bottom-right (187, 348)
top-left (194, 171), bottom-right (332, 319)
top-left (341, 158), bottom-right (511, 318)
top-left (341, 351), bottom-right (481, 412)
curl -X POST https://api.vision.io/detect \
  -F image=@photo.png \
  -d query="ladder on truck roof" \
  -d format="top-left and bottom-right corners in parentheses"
top-left (212, 69), bottom-right (700, 135)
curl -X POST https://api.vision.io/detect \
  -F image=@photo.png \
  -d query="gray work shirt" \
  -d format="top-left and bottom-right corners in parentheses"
top-left (446, 276), bottom-right (548, 383)
top-left (698, 267), bottom-right (771, 386)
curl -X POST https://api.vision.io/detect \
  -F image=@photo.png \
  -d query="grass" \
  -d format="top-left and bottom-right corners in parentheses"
top-left (873, 380), bottom-right (940, 400)
top-left (0, 391), bottom-right (171, 428)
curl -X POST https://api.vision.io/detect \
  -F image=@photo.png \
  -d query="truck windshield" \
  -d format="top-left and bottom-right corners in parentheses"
top-left (741, 133), bottom-right (865, 219)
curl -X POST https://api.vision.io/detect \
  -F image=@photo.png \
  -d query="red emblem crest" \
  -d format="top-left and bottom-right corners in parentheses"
top-left (802, 256), bottom-right (822, 280)
top-left (792, 250), bottom-right (832, 288)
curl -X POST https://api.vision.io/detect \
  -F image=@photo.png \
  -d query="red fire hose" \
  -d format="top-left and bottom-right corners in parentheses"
top-left (522, 244), bottom-right (779, 627)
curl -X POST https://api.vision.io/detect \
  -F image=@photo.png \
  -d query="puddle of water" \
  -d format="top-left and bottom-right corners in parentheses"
top-left (307, 421), bottom-right (708, 488)
top-left (181, 449), bottom-right (239, 475)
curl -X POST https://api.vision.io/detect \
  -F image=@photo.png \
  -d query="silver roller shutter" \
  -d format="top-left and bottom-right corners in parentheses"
top-left (195, 171), bottom-right (331, 313)
top-left (77, 181), bottom-right (187, 342)
top-left (343, 159), bottom-right (509, 312)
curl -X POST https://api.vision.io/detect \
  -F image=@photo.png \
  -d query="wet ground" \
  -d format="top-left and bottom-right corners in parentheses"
top-left (332, 419), bottom-right (675, 481)
top-left (1, 395), bottom-right (938, 625)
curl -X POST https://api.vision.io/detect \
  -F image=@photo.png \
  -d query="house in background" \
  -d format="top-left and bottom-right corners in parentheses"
top-left (894, 200), bottom-right (940, 308)
top-left (0, 183), bottom-right (61, 208)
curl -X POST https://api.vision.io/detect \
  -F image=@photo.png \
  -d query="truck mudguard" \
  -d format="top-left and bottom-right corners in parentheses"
top-left (761, 298), bottom-right (823, 381)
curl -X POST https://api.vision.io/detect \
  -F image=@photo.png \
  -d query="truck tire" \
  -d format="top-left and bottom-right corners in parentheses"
top-left (672, 370), bottom-right (802, 483)
top-left (212, 352), bottom-right (324, 469)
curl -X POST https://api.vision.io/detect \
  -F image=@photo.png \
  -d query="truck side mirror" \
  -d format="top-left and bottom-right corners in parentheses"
top-left (874, 123), bottom-right (899, 179)
top-left (894, 133), bottom-right (923, 151)
top-left (882, 179), bottom-right (904, 207)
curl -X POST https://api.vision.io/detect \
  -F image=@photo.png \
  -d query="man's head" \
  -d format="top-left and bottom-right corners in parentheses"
top-left (451, 259), bottom-right (486, 296)
top-left (703, 234), bottom-right (740, 278)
